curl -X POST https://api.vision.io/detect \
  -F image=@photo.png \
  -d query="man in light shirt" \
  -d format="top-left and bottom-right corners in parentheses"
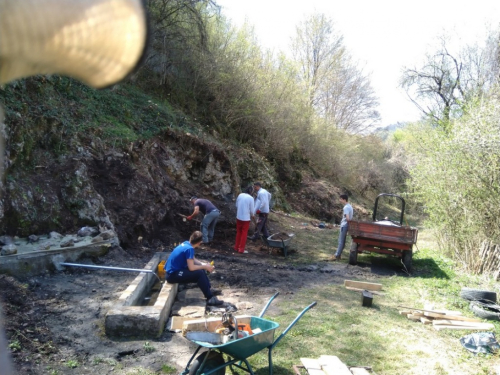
top-left (234, 186), bottom-right (255, 254)
top-left (330, 194), bottom-right (354, 261)
top-left (249, 182), bottom-right (272, 241)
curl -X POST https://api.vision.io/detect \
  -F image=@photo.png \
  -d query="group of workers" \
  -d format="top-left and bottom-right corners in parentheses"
top-left (165, 184), bottom-right (354, 307)
top-left (165, 182), bottom-right (272, 306)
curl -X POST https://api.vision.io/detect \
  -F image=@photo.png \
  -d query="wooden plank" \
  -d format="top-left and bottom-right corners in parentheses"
top-left (345, 287), bottom-right (384, 296)
top-left (398, 306), bottom-right (462, 316)
top-left (423, 312), bottom-right (481, 322)
top-left (300, 358), bottom-right (322, 370)
top-left (432, 319), bottom-right (493, 327)
top-left (344, 280), bottom-right (383, 291)
top-left (407, 314), bottom-right (422, 321)
top-left (431, 310), bottom-right (462, 316)
top-left (409, 312), bottom-right (424, 317)
top-left (420, 317), bottom-right (433, 325)
top-left (399, 310), bottom-right (412, 315)
top-left (306, 370), bottom-right (326, 375)
top-left (350, 368), bottom-right (371, 375)
top-left (318, 355), bottom-right (352, 375)
top-left (434, 323), bottom-right (494, 331)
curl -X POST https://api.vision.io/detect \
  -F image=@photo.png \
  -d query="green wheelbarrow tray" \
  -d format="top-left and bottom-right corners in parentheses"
top-left (181, 292), bottom-right (317, 375)
top-left (188, 316), bottom-right (279, 360)
top-left (261, 233), bottom-right (295, 257)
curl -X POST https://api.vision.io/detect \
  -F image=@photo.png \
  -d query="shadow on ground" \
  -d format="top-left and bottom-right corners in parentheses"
top-left (350, 254), bottom-right (449, 280)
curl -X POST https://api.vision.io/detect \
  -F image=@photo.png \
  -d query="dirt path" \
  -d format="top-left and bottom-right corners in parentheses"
top-left (1, 236), bottom-right (398, 375)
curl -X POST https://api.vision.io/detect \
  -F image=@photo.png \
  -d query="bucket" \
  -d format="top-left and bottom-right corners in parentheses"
top-left (362, 290), bottom-right (373, 307)
top-left (157, 260), bottom-right (166, 280)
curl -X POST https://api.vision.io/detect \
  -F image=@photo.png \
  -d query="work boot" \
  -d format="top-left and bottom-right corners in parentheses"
top-left (210, 288), bottom-right (222, 296)
top-left (207, 296), bottom-right (224, 306)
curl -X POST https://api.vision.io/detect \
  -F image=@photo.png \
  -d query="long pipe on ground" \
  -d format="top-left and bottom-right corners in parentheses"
top-left (59, 262), bottom-right (163, 284)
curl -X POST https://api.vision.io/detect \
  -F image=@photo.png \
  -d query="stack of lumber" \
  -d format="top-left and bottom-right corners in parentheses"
top-left (399, 306), bottom-right (495, 331)
top-left (298, 355), bottom-right (371, 375)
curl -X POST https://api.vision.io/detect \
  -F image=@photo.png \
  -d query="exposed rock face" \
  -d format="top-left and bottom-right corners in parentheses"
top-left (0, 128), bottom-right (284, 249)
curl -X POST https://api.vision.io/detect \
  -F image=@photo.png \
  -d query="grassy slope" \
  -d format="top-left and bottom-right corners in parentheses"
top-left (247, 213), bottom-right (499, 375)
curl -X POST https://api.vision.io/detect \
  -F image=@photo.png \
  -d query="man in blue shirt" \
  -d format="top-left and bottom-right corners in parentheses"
top-left (165, 231), bottom-right (223, 306)
top-left (186, 196), bottom-right (220, 245)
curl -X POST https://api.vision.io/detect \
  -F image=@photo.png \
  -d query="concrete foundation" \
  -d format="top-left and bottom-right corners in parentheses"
top-left (0, 240), bottom-right (112, 279)
top-left (105, 252), bottom-right (176, 338)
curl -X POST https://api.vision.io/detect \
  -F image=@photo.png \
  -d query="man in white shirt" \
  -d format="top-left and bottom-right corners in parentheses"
top-left (249, 182), bottom-right (272, 241)
top-left (234, 186), bottom-right (255, 254)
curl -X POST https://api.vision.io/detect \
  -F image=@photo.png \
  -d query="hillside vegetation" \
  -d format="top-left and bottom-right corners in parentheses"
top-left (2, 0), bottom-right (500, 278)
top-left (0, 1), bottom-right (406, 244)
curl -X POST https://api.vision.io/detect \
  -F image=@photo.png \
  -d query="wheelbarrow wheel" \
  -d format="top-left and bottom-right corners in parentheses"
top-left (349, 242), bottom-right (358, 265)
top-left (189, 351), bottom-right (225, 375)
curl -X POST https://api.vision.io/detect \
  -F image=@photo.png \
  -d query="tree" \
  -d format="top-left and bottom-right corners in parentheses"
top-left (291, 13), bottom-right (380, 133)
top-left (401, 33), bottom-right (500, 129)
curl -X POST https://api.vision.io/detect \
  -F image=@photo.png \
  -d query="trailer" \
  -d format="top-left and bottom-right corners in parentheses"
top-left (348, 193), bottom-right (418, 270)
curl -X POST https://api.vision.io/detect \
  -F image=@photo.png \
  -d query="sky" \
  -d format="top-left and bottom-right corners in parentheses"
top-left (215, 0), bottom-right (500, 127)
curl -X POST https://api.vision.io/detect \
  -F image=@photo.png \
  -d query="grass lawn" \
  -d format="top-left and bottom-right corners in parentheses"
top-left (241, 213), bottom-right (500, 375)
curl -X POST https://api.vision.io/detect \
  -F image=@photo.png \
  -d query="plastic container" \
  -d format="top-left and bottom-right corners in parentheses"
top-left (157, 260), bottom-right (166, 280)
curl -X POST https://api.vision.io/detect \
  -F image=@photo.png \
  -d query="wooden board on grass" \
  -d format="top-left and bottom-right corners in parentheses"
top-left (423, 312), bottom-right (481, 322)
top-left (398, 306), bottom-right (463, 316)
top-left (344, 280), bottom-right (383, 291)
top-left (420, 317), bottom-right (433, 325)
top-left (433, 319), bottom-right (494, 327)
top-left (350, 368), bottom-right (371, 375)
top-left (300, 358), bottom-right (322, 371)
top-left (346, 286), bottom-right (384, 295)
top-left (318, 355), bottom-right (352, 375)
top-left (434, 323), bottom-right (494, 331)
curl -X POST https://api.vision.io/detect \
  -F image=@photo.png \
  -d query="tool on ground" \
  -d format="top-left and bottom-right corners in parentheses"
top-left (56, 261), bottom-right (163, 284)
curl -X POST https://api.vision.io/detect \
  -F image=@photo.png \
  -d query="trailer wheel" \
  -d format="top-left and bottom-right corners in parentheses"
top-left (349, 242), bottom-right (358, 265)
top-left (402, 249), bottom-right (413, 271)
top-left (189, 351), bottom-right (225, 375)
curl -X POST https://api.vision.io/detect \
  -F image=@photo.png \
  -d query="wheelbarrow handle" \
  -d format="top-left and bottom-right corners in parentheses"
top-left (258, 292), bottom-right (280, 318)
top-left (270, 301), bottom-right (317, 349)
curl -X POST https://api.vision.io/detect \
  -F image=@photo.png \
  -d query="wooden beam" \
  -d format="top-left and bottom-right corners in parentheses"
top-left (434, 324), bottom-right (494, 331)
top-left (344, 280), bottom-right (383, 291)
top-left (397, 306), bottom-right (463, 316)
top-left (423, 312), bottom-right (481, 322)
top-left (432, 319), bottom-right (493, 327)
top-left (420, 317), bottom-right (433, 325)
top-left (318, 355), bottom-right (352, 375)
top-left (346, 286), bottom-right (384, 295)
top-left (350, 368), bottom-right (371, 375)
top-left (300, 358), bottom-right (322, 370)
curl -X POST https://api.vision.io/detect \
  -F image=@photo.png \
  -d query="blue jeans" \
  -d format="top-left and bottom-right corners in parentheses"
top-left (335, 225), bottom-right (349, 258)
top-left (166, 268), bottom-right (213, 299)
top-left (201, 210), bottom-right (220, 243)
top-left (252, 213), bottom-right (269, 239)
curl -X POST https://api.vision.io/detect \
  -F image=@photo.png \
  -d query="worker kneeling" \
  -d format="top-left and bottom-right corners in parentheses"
top-left (165, 231), bottom-right (224, 306)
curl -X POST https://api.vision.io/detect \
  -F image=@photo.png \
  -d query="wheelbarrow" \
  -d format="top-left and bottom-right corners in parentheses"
top-left (261, 233), bottom-right (295, 257)
top-left (180, 292), bottom-right (316, 375)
